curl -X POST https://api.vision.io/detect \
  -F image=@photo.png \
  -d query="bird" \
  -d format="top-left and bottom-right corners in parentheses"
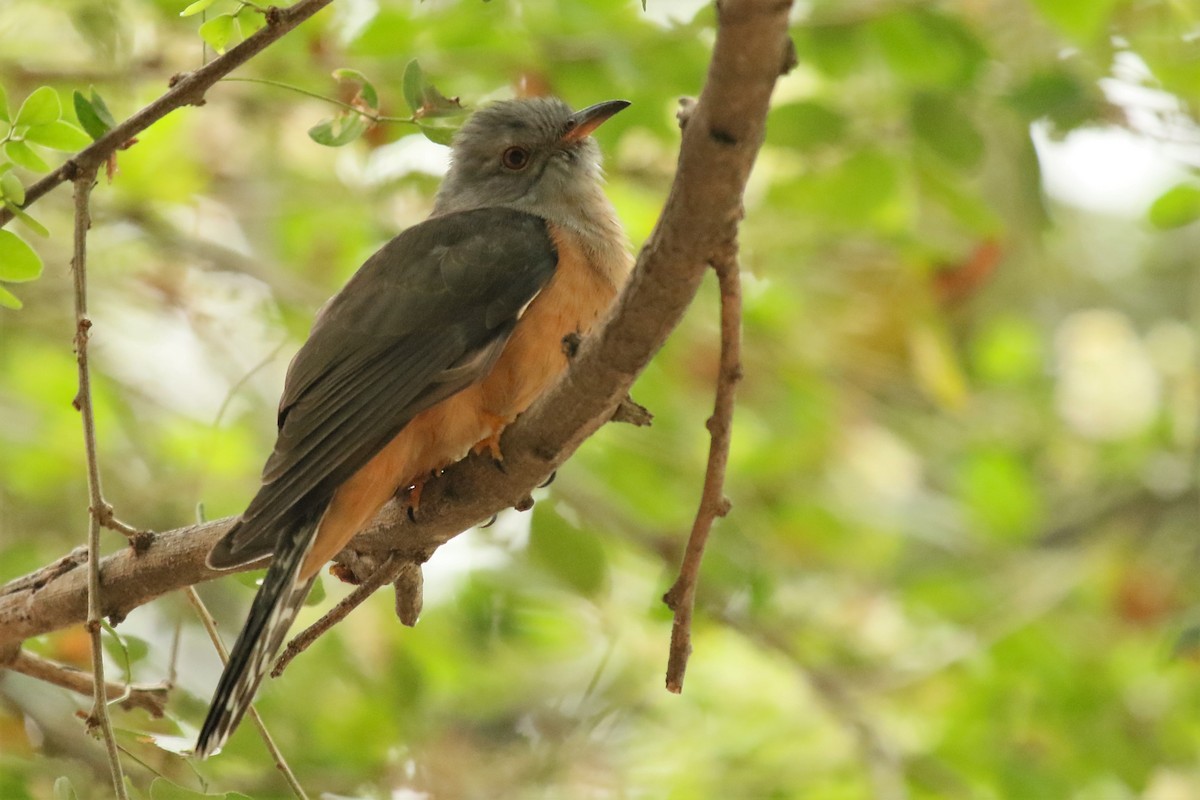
top-left (193, 96), bottom-right (633, 758)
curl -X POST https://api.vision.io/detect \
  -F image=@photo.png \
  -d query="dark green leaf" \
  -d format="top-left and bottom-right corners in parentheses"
top-left (766, 101), bottom-right (847, 152)
top-left (402, 59), bottom-right (424, 115)
top-left (5, 139), bottom-right (50, 172)
top-left (0, 230), bottom-right (43, 282)
top-left (25, 120), bottom-right (93, 151)
top-left (73, 90), bottom-right (112, 141)
top-left (14, 86), bottom-right (61, 127)
top-left (1148, 183), bottom-right (1200, 230)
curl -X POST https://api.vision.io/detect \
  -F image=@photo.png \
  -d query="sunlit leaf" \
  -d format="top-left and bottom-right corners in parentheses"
top-left (0, 170), bottom-right (25, 205)
top-left (12, 206), bottom-right (50, 238)
top-left (14, 86), bottom-right (61, 127)
top-left (5, 140), bottom-right (50, 172)
top-left (199, 13), bottom-right (239, 54)
top-left (25, 120), bottom-right (93, 151)
top-left (0, 284), bottom-right (23, 309)
top-left (417, 122), bottom-right (457, 146)
top-left (179, 0), bottom-right (218, 17)
top-left (53, 776), bottom-right (78, 800)
top-left (402, 59), bottom-right (424, 115)
top-left (0, 229), bottom-right (42, 282)
top-left (1148, 183), bottom-right (1200, 230)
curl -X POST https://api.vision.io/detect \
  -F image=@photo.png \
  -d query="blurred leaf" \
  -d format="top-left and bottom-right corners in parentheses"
top-left (765, 101), bottom-right (847, 152)
top-left (199, 13), bottom-right (239, 54)
top-left (24, 120), bottom-right (92, 152)
top-left (53, 777), bottom-right (78, 800)
top-left (0, 83), bottom-right (9, 122)
top-left (0, 229), bottom-right (42, 282)
top-left (1148, 183), bottom-right (1200, 230)
top-left (14, 86), bottom-right (61, 127)
top-left (529, 501), bottom-right (610, 597)
top-left (11, 206), bottom-right (50, 238)
top-left (101, 620), bottom-right (150, 682)
top-left (958, 450), bottom-right (1041, 540)
top-left (870, 8), bottom-right (985, 89)
top-left (908, 319), bottom-right (969, 410)
top-left (796, 23), bottom-right (865, 79)
top-left (971, 316), bottom-right (1044, 384)
top-left (73, 89), bottom-right (115, 141)
top-left (402, 59), bottom-right (424, 116)
top-left (179, 0), bottom-right (218, 17)
top-left (304, 574), bottom-right (325, 606)
top-left (332, 67), bottom-right (379, 111)
top-left (0, 284), bottom-right (21, 310)
top-left (418, 122), bottom-right (456, 146)
top-left (308, 114), bottom-right (368, 147)
top-left (911, 92), bottom-right (984, 168)
top-left (148, 778), bottom-right (251, 799)
top-left (1006, 69), bottom-right (1104, 134)
top-left (5, 140), bottom-right (50, 172)
top-left (1028, 0), bottom-right (1120, 41)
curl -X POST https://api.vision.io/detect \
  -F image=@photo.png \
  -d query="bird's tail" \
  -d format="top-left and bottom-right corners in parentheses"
top-left (194, 517), bottom-right (319, 759)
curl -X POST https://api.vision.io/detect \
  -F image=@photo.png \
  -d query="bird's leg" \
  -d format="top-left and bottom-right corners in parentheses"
top-left (472, 410), bottom-right (509, 470)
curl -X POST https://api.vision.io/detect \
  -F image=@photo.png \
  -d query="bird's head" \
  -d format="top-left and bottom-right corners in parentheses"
top-left (433, 97), bottom-right (629, 221)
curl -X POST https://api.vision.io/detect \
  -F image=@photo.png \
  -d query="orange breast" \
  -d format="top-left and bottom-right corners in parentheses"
top-left (299, 224), bottom-right (626, 578)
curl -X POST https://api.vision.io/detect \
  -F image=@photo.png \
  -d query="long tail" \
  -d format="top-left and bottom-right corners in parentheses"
top-left (194, 517), bottom-right (319, 759)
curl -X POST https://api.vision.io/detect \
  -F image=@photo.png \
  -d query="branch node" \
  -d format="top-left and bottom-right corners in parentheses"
top-left (611, 395), bottom-right (653, 427)
top-left (514, 494), bottom-right (535, 513)
top-left (562, 331), bottom-right (582, 358)
top-left (676, 97), bottom-right (698, 130)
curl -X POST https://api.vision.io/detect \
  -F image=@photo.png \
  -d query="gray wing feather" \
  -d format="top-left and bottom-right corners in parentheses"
top-left (207, 208), bottom-right (557, 569)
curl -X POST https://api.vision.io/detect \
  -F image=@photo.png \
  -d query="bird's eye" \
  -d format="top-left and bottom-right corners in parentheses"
top-left (501, 146), bottom-right (530, 171)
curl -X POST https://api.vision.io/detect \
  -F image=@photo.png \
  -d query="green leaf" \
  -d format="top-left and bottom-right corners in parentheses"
top-left (0, 229), bottom-right (43, 282)
top-left (871, 9), bottom-right (984, 89)
top-left (25, 120), bottom-right (93, 151)
top-left (0, 284), bottom-right (22, 310)
top-left (332, 67), bottom-right (379, 111)
top-left (74, 89), bottom-right (114, 141)
top-left (11, 206), bottom-right (50, 238)
top-left (5, 139), bottom-right (50, 172)
top-left (0, 83), bottom-right (9, 122)
top-left (199, 13), bottom-right (239, 54)
top-left (911, 92), bottom-right (984, 168)
top-left (0, 171), bottom-right (25, 205)
top-left (180, 0), bottom-right (218, 16)
top-left (529, 501), bottom-right (609, 597)
top-left (308, 114), bottom-right (368, 147)
top-left (53, 776), bottom-right (78, 800)
top-left (149, 777), bottom-right (251, 800)
top-left (766, 101), bottom-right (847, 152)
top-left (418, 122), bottom-right (457, 146)
top-left (1148, 183), bottom-right (1200, 230)
top-left (1028, 0), bottom-right (1120, 41)
top-left (402, 59), bottom-right (424, 115)
top-left (14, 86), bottom-right (61, 127)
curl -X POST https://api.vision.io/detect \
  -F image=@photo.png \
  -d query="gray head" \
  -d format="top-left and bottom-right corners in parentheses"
top-left (432, 97), bottom-right (629, 223)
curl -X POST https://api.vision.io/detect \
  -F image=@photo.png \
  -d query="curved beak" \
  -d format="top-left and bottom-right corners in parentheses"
top-left (561, 99), bottom-right (631, 143)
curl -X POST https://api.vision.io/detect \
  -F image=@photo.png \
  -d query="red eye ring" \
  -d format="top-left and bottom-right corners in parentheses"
top-left (501, 146), bottom-right (530, 170)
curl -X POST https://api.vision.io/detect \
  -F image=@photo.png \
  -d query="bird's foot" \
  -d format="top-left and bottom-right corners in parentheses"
top-left (471, 412), bottom-right (509, 471)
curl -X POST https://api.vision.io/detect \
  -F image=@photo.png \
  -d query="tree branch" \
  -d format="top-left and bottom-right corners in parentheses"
top-left (71, 169), bottom-right (128, 799)
top-left (5, 650), bottom-right (168, 717)
top-left (663, 242), bottom-right (743, 693)
top-left (0, 0), bottom-right (794, 694)
top-left (0, 0), bottom-right (336, 230)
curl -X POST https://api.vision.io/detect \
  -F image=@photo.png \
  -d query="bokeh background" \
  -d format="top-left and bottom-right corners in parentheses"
top-left (2, 0), bottom-right (1200, 797)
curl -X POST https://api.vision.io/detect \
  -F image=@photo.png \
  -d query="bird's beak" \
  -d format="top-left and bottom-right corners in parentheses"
top-left (561, 99), bottom-right (631, 143)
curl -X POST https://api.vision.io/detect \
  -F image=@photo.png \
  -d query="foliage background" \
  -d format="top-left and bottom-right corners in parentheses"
top-left (2, 0), bottom-right (1200, 797)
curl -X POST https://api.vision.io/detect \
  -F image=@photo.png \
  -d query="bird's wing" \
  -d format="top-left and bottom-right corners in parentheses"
top-left (207, 207), bottom-right (557, 569)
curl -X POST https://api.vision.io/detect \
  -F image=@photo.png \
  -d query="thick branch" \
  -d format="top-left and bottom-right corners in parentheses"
top-left (0, 0), bottom-right (793, 661)
top-left (0, 0), bottom-right (336, 230)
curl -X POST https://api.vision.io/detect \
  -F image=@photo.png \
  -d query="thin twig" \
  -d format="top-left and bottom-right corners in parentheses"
top-left (184, 587), bottom-right (308, 800)
top-left (7, 650), bottom-right (168, 716)
top-left (272, 553), bottom-right (405, 677)
top-left (0, 0), bottom-right (337, 230)
top-left (71, 170), bottom-right (129, 800)
top-left (662, 243), bottom-right (743, 693)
